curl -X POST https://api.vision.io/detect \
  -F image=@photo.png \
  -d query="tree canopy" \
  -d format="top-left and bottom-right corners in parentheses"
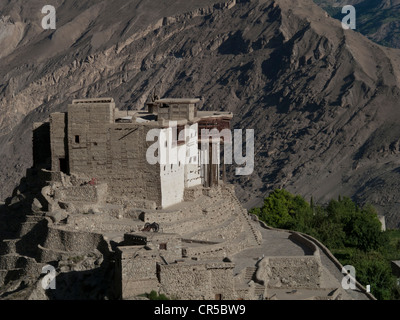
top-left (250, 189), bottom-right (400, 300)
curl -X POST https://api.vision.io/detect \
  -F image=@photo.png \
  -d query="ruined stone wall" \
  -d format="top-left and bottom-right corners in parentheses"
top-left (192, 214), bottom-right (244, 242)
top-left (158, 262), bottom-right (235, 300)
top-left (144, 210), bottom-right (191, 224)
top-left (0, 255), bottom-right (41, 284)
top-left (53, 183), bottom-right (108, 208)
top-left (184, 243), bottom-right (226, 259)
top-left (116, 244), bottom-right (237, 300)
top-left (123, 233), bottom-right (182, 262)
top-left (256, 256), bottom-right (321, 289)
top-left (158, 263), bottom-right (211, 299)
top-left (183, 186), bottom-right (203, 201)
top-left (41, 226), bottom-right (108, 254)
top-left (54, 185), bottom-right (97, 203)
top-left (116, 246), bottom-right (161, 299)
top-left (209, 264), bottom-right (236, 300)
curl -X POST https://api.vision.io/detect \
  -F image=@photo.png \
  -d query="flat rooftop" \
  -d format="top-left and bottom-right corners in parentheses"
top-left (114, 109), bottom-right (233, 125)
top-left (154, 98), bottom-right (201, 104)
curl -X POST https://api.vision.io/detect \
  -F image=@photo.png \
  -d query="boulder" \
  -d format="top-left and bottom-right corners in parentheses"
top-left (46, 210), bottom-right (67, 223)
top-left (31, 198), bottom-right (43, 213)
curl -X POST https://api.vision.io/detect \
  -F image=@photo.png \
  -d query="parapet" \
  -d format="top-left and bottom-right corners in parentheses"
top-left (72, 98), bottom-right (114, 104)
top-left (147, 98), bottom-right (200, 121)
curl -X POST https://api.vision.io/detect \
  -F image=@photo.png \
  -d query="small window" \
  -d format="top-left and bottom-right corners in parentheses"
top-left (159, 243), bottom-right (167, 250)
top-left (75, 135), bottom-right (80, 144)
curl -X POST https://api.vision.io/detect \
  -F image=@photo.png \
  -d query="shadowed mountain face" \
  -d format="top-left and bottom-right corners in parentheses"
top-left (1, 0), bottom-right (400, 227)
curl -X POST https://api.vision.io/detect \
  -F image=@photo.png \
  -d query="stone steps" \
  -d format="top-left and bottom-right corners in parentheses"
top-left (17, 215), bottom-right (46, 237)
top-left (0, 216), bottom-right (26, 236)
top-left (243, 266), bottom-right (265, 299)
top-left (244, 267), bottom-right (256, 282)
top-left (0, 268), bottom-right (24, 287)
top-left (83, 221), bottom-right (138, 234)
top-left (223, 187), bottom-right (262, 245)
top-left (37, 244), bottom-right (87, 263)
top-left (162, 209), bottom-right (231, 235)
top-left (25, 215), bottom-right (46, 223)
top-left (225, 230), bottom-right (256, 256)
top-left (184, 213), bottom-right (240, 241)
top-left (0, 253), bottom-right (30, 270)
top-left (0, 215), bottom-right (46, 256)
top-left (254, 283), bottom-right (265, 299)
top-left (0, 239), bottom-right (19, 254)
top-left (18, 222), bottom-right (39, 237)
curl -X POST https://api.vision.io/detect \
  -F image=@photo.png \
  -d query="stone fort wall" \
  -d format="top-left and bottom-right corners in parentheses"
top-left (50, 102), bottom-right (164, 206)
top-left (158, 261), bottom-right (236, 300)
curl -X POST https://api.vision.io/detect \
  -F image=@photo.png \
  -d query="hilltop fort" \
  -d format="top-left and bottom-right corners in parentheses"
top-left (0, 97), bottom-right (373, 300)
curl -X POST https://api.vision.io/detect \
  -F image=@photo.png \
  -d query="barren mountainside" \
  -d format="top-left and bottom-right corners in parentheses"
top-left (1, 0), bottom-right (400, 228)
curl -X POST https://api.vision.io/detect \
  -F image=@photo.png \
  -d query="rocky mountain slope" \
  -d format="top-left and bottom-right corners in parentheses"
top-left (1, 0), bottom-right (400, 228)
top-left (314, 0), bottom-right (400, 48)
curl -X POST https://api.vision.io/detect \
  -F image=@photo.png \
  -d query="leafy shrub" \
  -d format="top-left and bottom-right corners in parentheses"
top-left (251, 189), bottom-right (399, 299)
top-left (148, 290), bottom-right (169, 300)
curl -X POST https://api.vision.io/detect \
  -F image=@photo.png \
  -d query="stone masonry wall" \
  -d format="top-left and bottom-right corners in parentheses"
top-left (158, 262), bottom-right (236, 300)
top-left (66, 102), bottom-right (162, 205)
top-left (209, 265), bottom-right (237, 300)
top-left (54, 183), bottom-right (108, 205)
top-left (116, 246), bottom-right (161, 299)
top-left (42, 226), bottom-right (108, 254)
top-left (256, 256), bottom-right (321, 289)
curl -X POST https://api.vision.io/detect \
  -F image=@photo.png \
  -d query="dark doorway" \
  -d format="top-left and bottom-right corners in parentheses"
top-left (59, 158), bottom-right (68, 174)
top-left (33, 122), bottom-right (51, 170)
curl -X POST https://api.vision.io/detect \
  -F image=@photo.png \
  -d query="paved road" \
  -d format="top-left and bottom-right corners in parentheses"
top-left (231, 225), bottom-right (313, 274)
top-left (231, 221), bottom-right (371, 300)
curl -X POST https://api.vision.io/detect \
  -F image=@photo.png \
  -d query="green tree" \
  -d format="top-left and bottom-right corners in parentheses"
top-left (252, 189), bottom-right (398, 299)
top-left (326, 197), bottom-right (357, 226)
top-left (344, 205), bottom-right (386, 251)
top-left (250, 189), bottom-right (312, 229)
top-left (352, 251), bottom-right (395, 300)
